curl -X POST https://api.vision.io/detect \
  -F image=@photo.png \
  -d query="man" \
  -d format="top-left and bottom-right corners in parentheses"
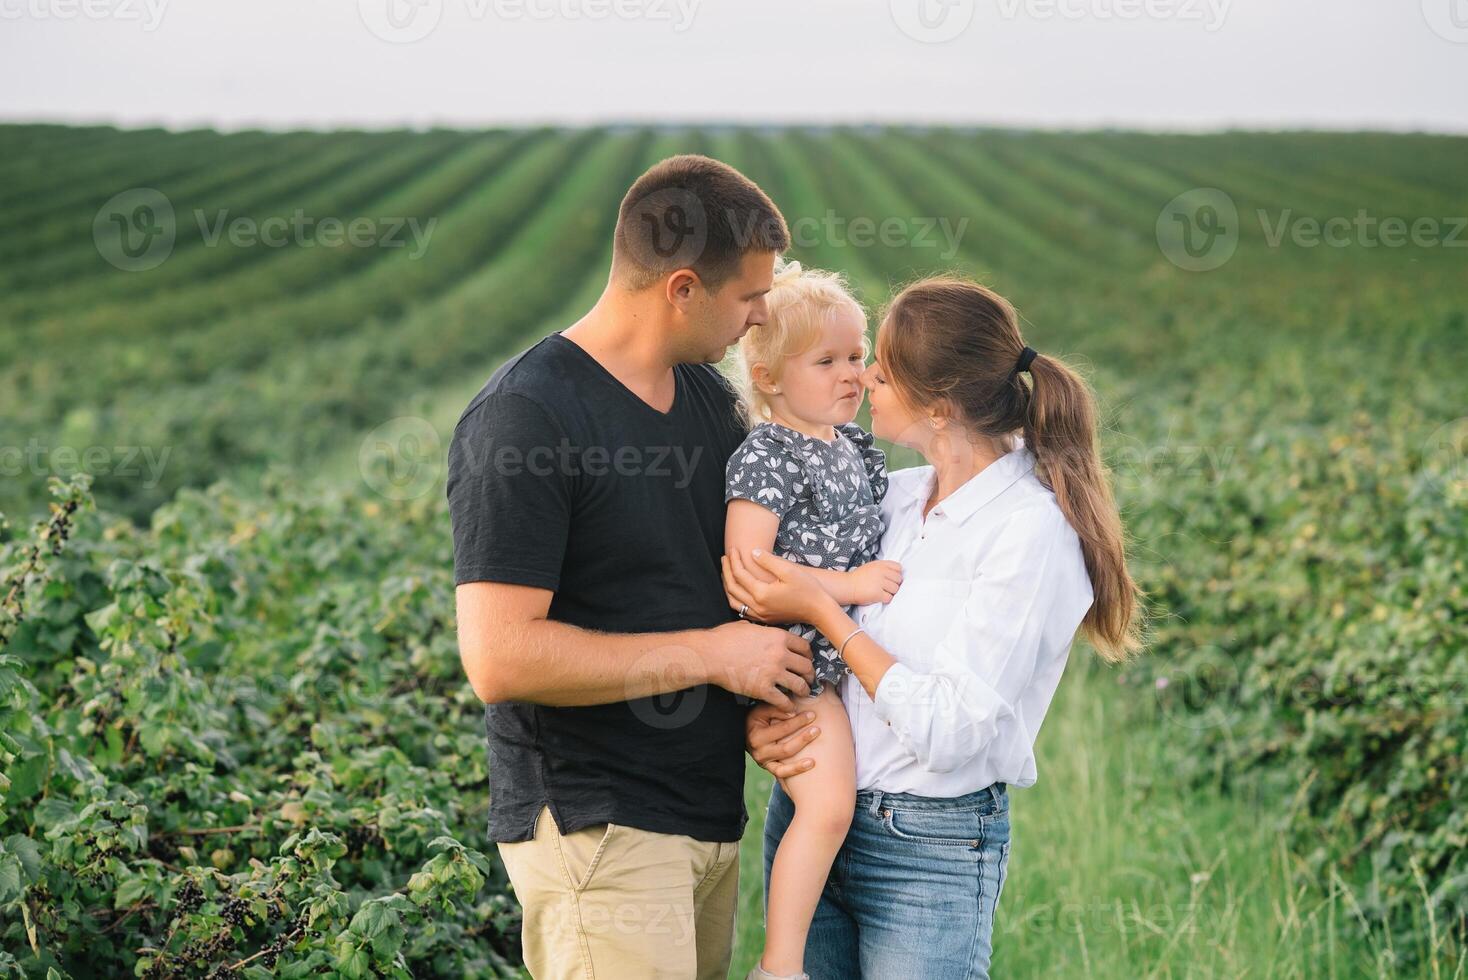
top-left (447, 154), bottom-right (819, 979)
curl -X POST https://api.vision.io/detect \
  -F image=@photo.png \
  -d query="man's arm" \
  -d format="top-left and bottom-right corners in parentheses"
top-left (456, 580), bottom-right (816, 710)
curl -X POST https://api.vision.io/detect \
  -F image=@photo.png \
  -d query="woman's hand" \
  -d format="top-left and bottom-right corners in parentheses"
top-left (722, 549), bottom-right (837, 625)
top-left (846, 559), bottom-right (904, 605)
top-left (745, 701), bottom-right (821, 778)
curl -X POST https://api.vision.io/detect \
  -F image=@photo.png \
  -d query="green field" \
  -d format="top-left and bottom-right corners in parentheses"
top-left (1, 124), bottom-right (1464, 978)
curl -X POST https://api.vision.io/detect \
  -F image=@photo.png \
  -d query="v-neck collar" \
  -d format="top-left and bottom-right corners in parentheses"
top-left (552, 331), bottom-right (682, 419)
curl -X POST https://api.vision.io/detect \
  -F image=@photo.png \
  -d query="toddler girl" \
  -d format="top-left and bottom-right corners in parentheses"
top-left (724, 259), bottom-right (902, 980)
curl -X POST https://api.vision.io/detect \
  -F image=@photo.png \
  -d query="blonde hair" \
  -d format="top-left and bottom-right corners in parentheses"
top-left (880, 273), bottom-right (1142, 662)
top-left (727, 259), bottom-right (868, 429)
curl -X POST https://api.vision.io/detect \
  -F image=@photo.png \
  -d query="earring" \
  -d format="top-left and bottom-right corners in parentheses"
top-left (772, 387), bottom-right (781, 394)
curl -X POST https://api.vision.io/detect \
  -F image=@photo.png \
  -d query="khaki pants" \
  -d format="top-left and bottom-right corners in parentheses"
top-left (497, 803), bottom-right (741, 979)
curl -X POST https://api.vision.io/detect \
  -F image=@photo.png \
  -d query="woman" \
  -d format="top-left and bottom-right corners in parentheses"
top-left (722, 273), bottom-right (1141, 979)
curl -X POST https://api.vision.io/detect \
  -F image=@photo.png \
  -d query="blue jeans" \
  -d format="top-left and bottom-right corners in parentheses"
top-left (762, 779), bottom-right (1011, 979)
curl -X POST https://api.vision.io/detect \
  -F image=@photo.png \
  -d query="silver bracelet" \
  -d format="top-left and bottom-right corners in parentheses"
top-left (837, 626), bottom-right (865, 659)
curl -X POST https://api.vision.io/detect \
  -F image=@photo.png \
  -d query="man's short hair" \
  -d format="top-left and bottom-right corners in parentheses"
top-left (611, 154), bottom-right (790, 293)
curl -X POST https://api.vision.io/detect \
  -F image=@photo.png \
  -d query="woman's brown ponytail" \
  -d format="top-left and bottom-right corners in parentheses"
top-left (1021, 352), bottom-right (1141, 661)
top-left (879, 274), bottom-right (1142, 662)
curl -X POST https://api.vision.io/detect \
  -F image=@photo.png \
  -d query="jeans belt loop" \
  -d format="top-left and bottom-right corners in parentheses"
top-left (868, 790), bottom-right (884, 817)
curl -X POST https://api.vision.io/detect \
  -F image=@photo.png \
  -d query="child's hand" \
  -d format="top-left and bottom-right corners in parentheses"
top-left (847, 559), bottom-right (903, 605)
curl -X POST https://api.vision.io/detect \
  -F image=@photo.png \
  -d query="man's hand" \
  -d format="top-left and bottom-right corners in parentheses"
top-left (746, 701), bottom-right (821, 778)
top-left (846, 559), bottom-right (904, 605)
top-left (702, 621), bottom-right (814, 713)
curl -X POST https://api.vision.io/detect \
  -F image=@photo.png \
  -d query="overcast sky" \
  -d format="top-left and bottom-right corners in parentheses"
top-left (2, 0), bottom-right (1465, 132)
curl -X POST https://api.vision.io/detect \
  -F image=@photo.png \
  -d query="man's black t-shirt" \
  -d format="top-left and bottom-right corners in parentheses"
top-left (446, 330), bottom-right (754, 844)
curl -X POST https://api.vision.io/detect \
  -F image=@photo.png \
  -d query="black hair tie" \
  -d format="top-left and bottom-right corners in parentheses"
top-left (1015, 346), bottom-right (1038, 374)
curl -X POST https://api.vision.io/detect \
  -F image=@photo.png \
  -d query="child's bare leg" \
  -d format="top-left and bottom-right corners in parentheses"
top-left (761, 683), bottom-right (856, 976)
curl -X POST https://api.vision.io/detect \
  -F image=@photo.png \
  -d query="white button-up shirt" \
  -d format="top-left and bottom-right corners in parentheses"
top-left (840, 446), bottom-right (1094, 796)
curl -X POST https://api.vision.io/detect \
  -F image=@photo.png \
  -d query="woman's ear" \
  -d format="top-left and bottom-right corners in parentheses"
top-left (926, 395), bottom-right (956, 430)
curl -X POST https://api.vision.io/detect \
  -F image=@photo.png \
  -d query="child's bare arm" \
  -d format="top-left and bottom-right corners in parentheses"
top-left (726, 500), bottom-right (854, 605)
top-left (725, 500), bottom-right (900, 607)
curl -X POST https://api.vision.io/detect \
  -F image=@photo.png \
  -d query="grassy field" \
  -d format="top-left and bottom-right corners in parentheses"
top-left (733, 659), bottom-right (1455, 979)
top-left (1, 123), bottom-right (1463, 977)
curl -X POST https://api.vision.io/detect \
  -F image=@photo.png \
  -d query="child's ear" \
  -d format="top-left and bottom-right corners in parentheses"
top-left (751, 363), bottom-right (777, 395)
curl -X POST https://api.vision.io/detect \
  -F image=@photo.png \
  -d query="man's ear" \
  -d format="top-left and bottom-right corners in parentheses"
top-left (664, 268), bottom-right (702, 312)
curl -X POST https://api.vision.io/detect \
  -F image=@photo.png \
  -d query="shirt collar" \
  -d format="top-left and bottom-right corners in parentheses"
top-left (896, 446), bottom-right (1037, 526)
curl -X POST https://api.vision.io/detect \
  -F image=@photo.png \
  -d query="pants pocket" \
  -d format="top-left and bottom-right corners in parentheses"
top-left (556, 818), bottom-right (618, 893)
top-left (878, 805), bottom-right (983, 847)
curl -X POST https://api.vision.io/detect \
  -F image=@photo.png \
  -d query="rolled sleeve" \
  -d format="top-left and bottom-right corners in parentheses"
top-left (872, 661), bottom-right (1015, 773)
top-left (870, 505), bottom-right (1088, 774)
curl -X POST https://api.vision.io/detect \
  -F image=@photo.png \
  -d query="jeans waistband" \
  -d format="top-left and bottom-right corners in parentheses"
top-left (856, 782), bottom-right (1007, 817)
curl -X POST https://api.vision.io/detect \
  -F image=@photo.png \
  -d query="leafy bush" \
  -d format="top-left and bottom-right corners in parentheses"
top-left (0, 475), bottom-right (520, 978)
top-left (1138, 408), bottom-right (1467, 963)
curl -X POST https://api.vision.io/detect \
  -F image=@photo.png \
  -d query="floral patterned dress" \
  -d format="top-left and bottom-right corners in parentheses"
top-left (724, 420), bottom-right (889, 696)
